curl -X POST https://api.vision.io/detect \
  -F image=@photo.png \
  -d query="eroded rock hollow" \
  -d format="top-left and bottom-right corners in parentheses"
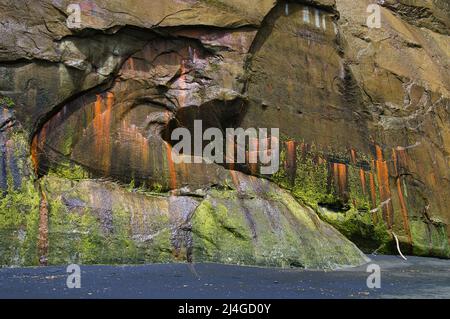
top-left (0, 0), bottom-right (449, 268)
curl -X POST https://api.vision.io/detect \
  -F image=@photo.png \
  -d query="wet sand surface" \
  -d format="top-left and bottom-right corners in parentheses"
top-left (0, 255), bottom-right (449, 299)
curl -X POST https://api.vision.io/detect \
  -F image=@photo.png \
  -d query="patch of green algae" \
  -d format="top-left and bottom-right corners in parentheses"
top-left (317, 206), bottom-right (392, 253)
top-left (48, 163), bottom-right (90, 181)
top-left (271, 190), bottom-right (368, 269)
top-left (271, 138), bottom-right (393, 254)
top-left (1, 129), bottom-right (365, 268)
top-left (272, 144), bottom-right (333, 208)
top-left (46, 200), bottom-right (174, 265)
top-left (409, 219), bottom-right (450, 258)
top-left (43, 176), bottom-right (174, 265)
top-left (270, 139), bottom-right (450, 258)
top-left (0, 180), bottom-right (40, 266)
top-left (43, 165), bottom-right (173, 264)
top-left (190, 188), bottom-right (367, 269)
top-left (0, 130), bottom-right (41, 266)
top-left (191, 197), bottom-right (255, 265)
top-left (0, 96), bottom-right (15, 108)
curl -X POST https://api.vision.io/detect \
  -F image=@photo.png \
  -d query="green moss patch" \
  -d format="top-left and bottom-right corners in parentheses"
top-left (0, 180), bottom-right (40, 266)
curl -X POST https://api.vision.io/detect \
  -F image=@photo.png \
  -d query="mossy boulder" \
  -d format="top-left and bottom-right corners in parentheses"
top-left (191, 176), bottom-right (369, 268)
top-left (0, 171), bottom-right (369, 269)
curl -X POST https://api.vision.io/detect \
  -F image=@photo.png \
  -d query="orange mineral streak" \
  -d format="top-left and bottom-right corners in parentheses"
top-left (333, 163), bottom-right (348, 198)
top-left (333, 163), bottom-right (339, 187)
top-left (165, 143), bottom-right (177, 190)
top-left (92, 93), bottom-right (113, 174)
top-left (350, 149), bottom-right (357, 164)
top-left (359, 168), bottom-right (366, 195)
top-left (392, 148), bottom-right (398, 174)
top-left (369, 172), bottom-right (378, 223)
top-left (123, 122), bottom-right (150, 178)
top-left (285, 140), bottom-right (297, 183)
top-left (369, 173), bottom-right (377, 207)
top-left (392, 149), bottom-right (412, 245)
top-left (375, 145), bottom-right (383, 161)
top-left (286, 141), bottom-right (296, 166)
top-left (104, 92), bottom-right (113, 172)
top-left (93, 94), bottom-right (103, 151)
top-left (337, 163), bottom-right (347, 196)
top-left (375, 145), bottom-right (393, 228)
top-left (141, 135), bottom-right (150, 176)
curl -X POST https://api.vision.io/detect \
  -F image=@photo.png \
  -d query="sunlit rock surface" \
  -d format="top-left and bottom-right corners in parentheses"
top-left (0, 0), bottom-right (449, 267)
top-left (29, 171), bottom-right (367, 269)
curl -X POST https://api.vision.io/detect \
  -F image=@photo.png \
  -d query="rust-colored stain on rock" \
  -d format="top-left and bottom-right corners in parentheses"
top-left (285, 140), bottom-right (297, 184)
top-left (165, 143), bottom-right (177, 190)
top-left (393, 148), bottom-right (412, 245)
top-left (332, 162), bottom-right (348, 199)
top-left (359, 168), bottom-right (366, 195)
top-left (374, 145), bottom-right (393, 228)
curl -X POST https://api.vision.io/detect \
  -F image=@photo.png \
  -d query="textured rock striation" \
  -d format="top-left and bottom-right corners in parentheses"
top-left (0, 0), bottom-right (449, 267)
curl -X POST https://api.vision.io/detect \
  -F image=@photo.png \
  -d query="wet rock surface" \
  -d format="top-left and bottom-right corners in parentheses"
top-left (1, 255), bottom-right (450, 299)
top-left (31, 171), bottom-right (367, 268)
top-left (0, 0), bottom-right (449, 267)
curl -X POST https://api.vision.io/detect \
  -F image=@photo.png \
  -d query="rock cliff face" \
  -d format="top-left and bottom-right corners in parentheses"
top-left (0, 0), bottom-right (448, 267)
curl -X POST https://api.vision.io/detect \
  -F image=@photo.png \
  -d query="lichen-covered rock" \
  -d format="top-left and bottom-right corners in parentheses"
top-left (0, 103), bottom-right (41, 266)
top-left (191, 171), bottom-right (368, 268)
top-left (6, 171), bottom-right (366, 269)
